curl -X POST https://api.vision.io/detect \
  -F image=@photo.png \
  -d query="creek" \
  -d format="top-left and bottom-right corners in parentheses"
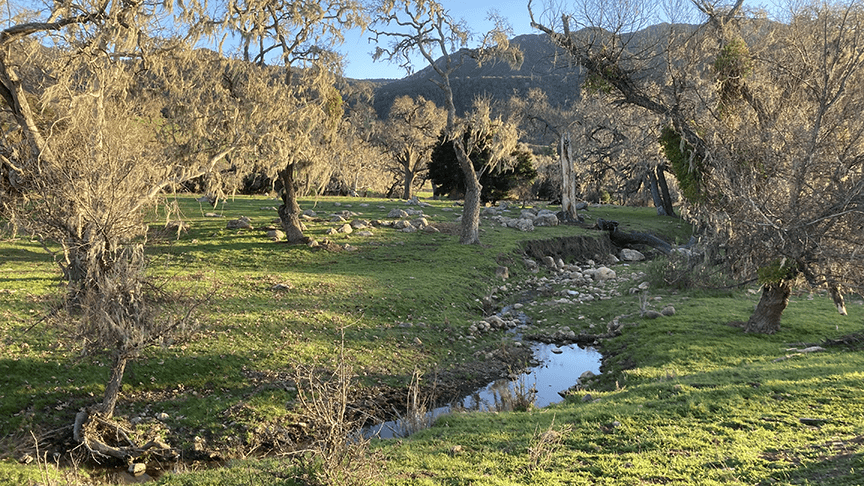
top-left (363, 341), bottom-right (601, 439)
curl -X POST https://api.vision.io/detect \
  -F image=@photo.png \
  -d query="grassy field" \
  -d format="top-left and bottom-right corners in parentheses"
top-left (1, 194), bottom-right (862, 485)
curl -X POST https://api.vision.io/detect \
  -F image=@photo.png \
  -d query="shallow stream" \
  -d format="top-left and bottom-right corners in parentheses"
top-left (364, 341), bottom-right (601, 439)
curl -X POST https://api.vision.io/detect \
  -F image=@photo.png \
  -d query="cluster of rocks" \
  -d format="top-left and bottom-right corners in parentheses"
top-left (467, 314), bottom-right (522, 337)
top-left (484, 208), bottom-right (562, 232)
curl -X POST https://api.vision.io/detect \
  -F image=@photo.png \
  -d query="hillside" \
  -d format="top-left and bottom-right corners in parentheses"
top-left (369, 34), bottom-right (585, 117)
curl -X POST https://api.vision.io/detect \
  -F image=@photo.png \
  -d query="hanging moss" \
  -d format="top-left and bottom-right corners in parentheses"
top-left (659, 126), bottom-right (704, 203)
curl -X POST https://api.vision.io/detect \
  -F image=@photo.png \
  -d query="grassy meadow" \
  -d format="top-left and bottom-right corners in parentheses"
top-left (1, 194), bottom-right (862, 485)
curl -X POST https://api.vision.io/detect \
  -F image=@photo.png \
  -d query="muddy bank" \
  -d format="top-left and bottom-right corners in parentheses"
top-left (521, 234), bottom-right (616, 265)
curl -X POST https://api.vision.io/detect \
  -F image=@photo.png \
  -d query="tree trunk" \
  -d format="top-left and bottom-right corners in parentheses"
top-left (454, 139), bottom-right (481, 244)
top-left (745, 282), bottom-right (791, 334)
top-left (402, 164), bottom-right (415, 200)
top-left (646, 169), bottom-right (667, 216)
top-left (559, 133), bottom-right (578, 218)
top-left (99, 354), bottom-right (127, 418)
top-left (278, 163), bottom-right (307, 244)
top-left (656, 165), bottom-right (677, 217)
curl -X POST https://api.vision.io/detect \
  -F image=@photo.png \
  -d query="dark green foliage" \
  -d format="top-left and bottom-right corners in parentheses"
top-left (659, 126), bottom-right (704, 203)
top-left (757, 258), bottom-right (799, 285)
top-left (429, 134), bottom-right (537, 203)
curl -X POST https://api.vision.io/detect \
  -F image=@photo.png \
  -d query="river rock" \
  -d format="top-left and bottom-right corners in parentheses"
top-left (543, 256), bottom-right (557, 270)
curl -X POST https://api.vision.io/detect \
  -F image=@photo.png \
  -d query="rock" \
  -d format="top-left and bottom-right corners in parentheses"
top-left (520, 209), bottom-right (537, 219)
top-left (343, 244), bottom-right (358, 251)
top-left (401, 226), bottom-right (417, 233)
top-left (638, 281), bottom-right (651, 290)
top-left (156, 412), bottom-right (169, 421)
top-left (495, 266), bottom-right (509, 279)
top-left (423, 225), bottom-right (440, 233)
top-left (393, 220), bottom-right (414, 230)
top-left (582, 393), bottom-right (593, 402)
top-left (129, 463), bottom-right (147, 476)
top-left (661, 305), bottom-right (676, 316)
top-left (579, 370), bottom-right (596, 383)
top-left (350, 219), bottom-right (369, 229)
top-left (302, 209), bottom-right (317, 217)
top-left (515, 218), bottom-right (535, 231)
top-left (413, 337), bottom-right (423, 346)
top-left (542, 256), bottom-right (557, 270)
top-left (574, 201), bottom-right (589, 210)
top-left (226, 217), bottom-right (253, 230)
top-left (204, 212), bottom-right (222, 218)
top-left (388, 208), bottom-right (409, 218)
top-left (555, 258), bottom-right (566, 270)
top-left (620, 249), bottom-right (646, 261)
top-left (337, 223), bottom-right (353, 234)
top-left (524, 259), bottom-right (539, 273)
top-left (356, 231), bottom-right (374, 237)
top-left (411, 217), bottom-right (429, 229)
top-left (272, 283), bottom-right (292, 291)
top-left (533, 213), bottom-right (559, 226)
top-left (551, 347), bottom-right (563, 354)
top-left (330, 215), bottom-right (346, 222)
top-left (266, 229), bottom-right (285, 241)
top-left (593, 266), bottom-right (616, 281)
top-left (482, 207), bottom-right (499, 216)
top-left (643, 310), bottom-right (663, 319)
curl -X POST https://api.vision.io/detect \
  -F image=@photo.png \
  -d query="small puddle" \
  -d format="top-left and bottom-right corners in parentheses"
top-left (364, 341), bottom-right (601, 439)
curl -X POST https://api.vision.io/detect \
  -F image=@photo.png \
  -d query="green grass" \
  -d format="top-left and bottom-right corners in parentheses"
top-left (2, 196), bottom-right (862, 485)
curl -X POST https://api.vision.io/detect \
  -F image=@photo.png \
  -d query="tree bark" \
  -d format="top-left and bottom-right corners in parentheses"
top-left (278, 163), bottom-right (308, 244)
top-left (745, 282), bottom-right (791, 334)
top-left (99, 354), bottom-right (127, 418)
top-left (402, 162), bottom-right (415, 200)
top-left (454, 139), bottom-right (482, 244)
top-left (559, 133), bottom-right (578, 219)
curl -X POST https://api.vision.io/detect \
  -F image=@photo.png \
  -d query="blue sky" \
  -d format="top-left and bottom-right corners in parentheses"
top-left (338, 0), bottom-right (538, 80)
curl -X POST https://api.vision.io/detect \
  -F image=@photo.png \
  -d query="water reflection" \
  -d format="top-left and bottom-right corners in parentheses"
top-left (365, 342), bottom-right (601, 439)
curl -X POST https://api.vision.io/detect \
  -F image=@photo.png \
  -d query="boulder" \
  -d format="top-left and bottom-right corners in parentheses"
top-left (387, 208), bottom-right (409, 218)
top-left (350, 219), bottom-right (369, 229)
top-left (226, 217), bottom-right (253, 230)
top-left (302, 209), bottom-right (317, 217)
top-left (620, 249), bottom-right (646, 261)
top-left (337, 223), bottom-right (353, 234)
top-left (393, 220), bottom-right (414, 230)
top-left (533, 213), bottom-right (559, 226)
top-left (411, 217), bottom-right (429, 229)
top-left (266, 229), bottom-right (285, 241)
top-left (593, 266), bottom-right (616, 281)
top-left (661, 305), bottom-right (676, 316)
top-left (542, 256), bottom-right (557, 270)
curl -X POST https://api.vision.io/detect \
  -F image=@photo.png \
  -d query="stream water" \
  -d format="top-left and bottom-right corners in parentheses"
top-left (364, 341), bottom-right (601, 439)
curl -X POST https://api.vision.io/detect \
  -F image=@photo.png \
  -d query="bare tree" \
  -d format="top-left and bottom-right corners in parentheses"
top-left (378, 95), bottom-right (446, 199)
top-left (370, 0), bottom-right (521, 243)
top-left (531, 0), bottom-right (864, 333)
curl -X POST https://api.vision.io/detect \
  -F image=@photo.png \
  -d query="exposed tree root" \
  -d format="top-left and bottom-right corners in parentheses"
top-left (72, 410), bottom-right (175, 464)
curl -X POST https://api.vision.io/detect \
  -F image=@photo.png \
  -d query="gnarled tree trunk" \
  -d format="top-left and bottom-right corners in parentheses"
top-left (454, 139), bottom-right (482, 245)
top-left (278, 163), bottom-right (308, 244)
top-left (99, 354), bottom-right (128, 418)
top-left (745, 282), bottom-right (791, 334)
